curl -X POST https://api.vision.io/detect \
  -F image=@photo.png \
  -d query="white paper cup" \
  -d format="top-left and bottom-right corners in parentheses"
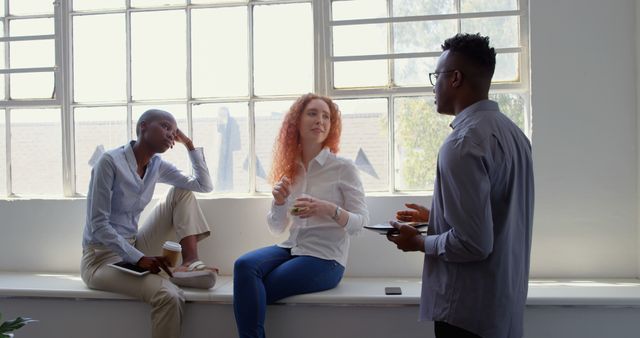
top-left (162, 241), bottom-right (182, 267)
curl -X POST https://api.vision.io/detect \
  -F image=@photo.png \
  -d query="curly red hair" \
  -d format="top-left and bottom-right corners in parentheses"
top-left (269, 93), bottom-right (342, 185)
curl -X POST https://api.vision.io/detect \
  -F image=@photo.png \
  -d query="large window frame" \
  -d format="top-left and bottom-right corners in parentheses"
top-left (0, 0), bottom-right (530, 198)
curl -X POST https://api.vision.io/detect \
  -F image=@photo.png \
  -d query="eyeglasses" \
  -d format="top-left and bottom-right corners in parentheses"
top-left (428, 70), bottom-right (456, 86)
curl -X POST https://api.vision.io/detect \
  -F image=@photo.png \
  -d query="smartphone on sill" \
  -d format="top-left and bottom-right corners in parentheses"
top-left (385, 286), bottom-right (402, 295)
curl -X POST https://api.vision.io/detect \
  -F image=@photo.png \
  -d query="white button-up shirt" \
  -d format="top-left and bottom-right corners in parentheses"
top-left (267, 147), bottom-right (369, 267)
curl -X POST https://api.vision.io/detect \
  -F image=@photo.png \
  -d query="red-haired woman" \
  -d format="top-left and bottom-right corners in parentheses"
top-left (233, 93), bottom-right (369, 338)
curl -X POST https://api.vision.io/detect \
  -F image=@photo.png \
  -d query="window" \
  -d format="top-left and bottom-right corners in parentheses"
top-left (326, 0), bottom-right (529, 191)
top-left (0, 0), bottom-right (59, 197)
top-left (0, 0), bottom-right (529, 197)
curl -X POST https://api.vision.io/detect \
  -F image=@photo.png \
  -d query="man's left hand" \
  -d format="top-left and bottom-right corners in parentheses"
top-left (386, 221), bottom-right (425, 252)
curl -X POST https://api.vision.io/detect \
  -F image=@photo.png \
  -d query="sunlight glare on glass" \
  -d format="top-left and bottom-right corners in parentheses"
top-left (253, 3), bottom-right (313, 96)
top-left (334, 60), bottom-right (387, 88)
top-left (10, 72), bottom-right (54, 99)
top-left (10, 18), bottom-right (53, 36)
top-left (192, 7), bottom-right (248, 98)
top-left (331, 0), bottom-right (386, 20)
top-left (131, 0), bottom-right (184, 7)
top-left (10, 0), bottom-right (53, 15)
top-left (74, 14), bottom-right (126, 102)
top-left (131, 10), bottom-right (186, 100)
top-left (333, 24), bottom-right (387, 56)
top-left (11, 108), bottom-right (62, 196)
top-left (73, 0), bottom-right (125, 11)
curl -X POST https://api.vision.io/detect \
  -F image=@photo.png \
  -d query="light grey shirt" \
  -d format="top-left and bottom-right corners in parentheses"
top-left (421, 100), bottom-right (534, 338)
top-left (82, 141), bottom-right (213, 263)
top-left (267, 147), bottom-right (369, 267)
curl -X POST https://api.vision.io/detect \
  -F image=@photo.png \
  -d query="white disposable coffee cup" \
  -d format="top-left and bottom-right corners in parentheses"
top-left (162, 241), bottom-right (182, 267)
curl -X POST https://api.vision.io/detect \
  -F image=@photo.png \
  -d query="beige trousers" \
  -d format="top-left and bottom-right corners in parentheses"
top-left (81, 187), bottom-right (211, 338)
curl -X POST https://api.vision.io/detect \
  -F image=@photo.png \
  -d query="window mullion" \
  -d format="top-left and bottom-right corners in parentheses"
top-left (126, 1), bottom-right (133, 140)
top-left (55, 0), bottom-right (75, 196)
top-left (248, 4), bottom-right (256, 193)
top-left (388, 0), bottom-right (394, 88)
top-left (313, 0), bottom-right (328, 95)
top-left (186, 6), bottom-right (194, 176)
top-left (4, 6), bottom-right (9, 103)
top-left (4, 109), bottom-right (11, 197)
top-left (388, 94), bottom-right (395, 193)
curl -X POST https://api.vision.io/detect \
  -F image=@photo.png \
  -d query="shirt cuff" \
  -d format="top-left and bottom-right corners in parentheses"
top-left (188, 147), bottom-right (205, 161)
top-left (424, 235), bottom-right (439, 256)
top-left (343, 210), bottom-right (361, 233)
top-left (271, 200), bottom-right (288, 216)
top-left (125, 248), bottom-right (145, 264)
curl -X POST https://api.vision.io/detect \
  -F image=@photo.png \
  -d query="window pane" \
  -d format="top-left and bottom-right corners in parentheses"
top-left (333, 24), bottom-right (387, 57)
top-left (10, 39), bottom-right (54, 68)
top-left (461, 0), bottom-right (518, 13)
top-left (334, 98), bottom-right (388, 191)
top-left (461, 16), bottom-right (519, 49)
top-left (10, 72), bottom-right (54, 99)
top-left (254, 100), bottom-right (290, 192)
top-left (393, 0), bottom-right (456, 16)
top-left (192, 103), bottom-right (249, 193)
top-left (74, 14), bottom-right (126, 102)
top-left (192, 7), bottom-right (248, 98)
top-left (334, 60), bottom-right (387, 88)
top-left (132, 104), bottom-right (189, 195)
top-left (0, 110), bottom-right (5, 196)
top-left (131, 11), bottom-right (186, 100)
top-left (192, 0), bottom-right (245, 3)
top-left (394, 20), bottom-right (457, 53)
top-left (11, 108), bottom-right (62, 195)
top-left (0, 73), bottom-right (5, 99)
top-left (253, 3), bottom-right (313, 96)
top-left (494, 52), bottom-right (519, 82)
top-left (394, 97), bottom-right (451, 191)
top-left (332, 0), bottom-right (386, 21)
top-left (74, 1), bottom-right (125, 11)
top-left (10, 0), bottom-right (53, 15)
top-left (490, 92), bottom-right (527, 133)
top-left (131, 0), bottom-right (184, 7)
top-left (10, 18), bottom-right (54, 36)
top-left (74, 107), bottom-right (128, 195)
top-left (395, 57), bottom-right (437, 87)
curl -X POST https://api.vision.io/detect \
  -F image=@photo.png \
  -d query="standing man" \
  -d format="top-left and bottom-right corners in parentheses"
top-left (387, 33), bottom-right (534, 338)
top-left (81, 109), bottom-right (217, 338)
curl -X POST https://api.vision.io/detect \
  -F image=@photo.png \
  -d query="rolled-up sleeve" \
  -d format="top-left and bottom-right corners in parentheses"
top-left (267, 200), bottom-right (291, 235)
top-left (339, 162), bottom-right (369, 235)
top-left (87, 155), bottom-right (144, 263)
top-left (158, 147), bottom-right (213, 193)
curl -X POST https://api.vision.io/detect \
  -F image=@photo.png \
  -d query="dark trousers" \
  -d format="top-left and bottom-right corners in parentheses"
top-left (434, 321), bottom-right (482, 338)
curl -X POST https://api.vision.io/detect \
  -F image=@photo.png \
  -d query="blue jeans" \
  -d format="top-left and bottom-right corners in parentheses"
top-left (233, 245), bottom-right (345, 338)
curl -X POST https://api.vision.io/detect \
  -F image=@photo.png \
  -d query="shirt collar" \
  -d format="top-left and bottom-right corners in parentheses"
top-left (315, 147), bottom-right (331, 166)
top-left (124, 141), bottom-right (139, 174)
top-left (297, 147), bottom-right (332, 168)
top-left (450, 99), bottom-right (499, 129)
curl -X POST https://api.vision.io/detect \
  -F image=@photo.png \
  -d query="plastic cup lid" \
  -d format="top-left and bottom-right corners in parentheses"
top-left (163, 241), bottom-right (182, 251)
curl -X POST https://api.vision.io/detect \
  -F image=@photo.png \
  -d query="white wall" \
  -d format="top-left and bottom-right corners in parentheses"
top-left (529, 0), bottom-right (638, 278)
top-left (636, 0), bottom-right (640, 279)
top-left (0, 0), bottom-right (638, 279)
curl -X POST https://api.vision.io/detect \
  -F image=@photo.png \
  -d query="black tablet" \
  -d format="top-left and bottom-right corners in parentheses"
top-left (108, 261), bottom-right (150, 276)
